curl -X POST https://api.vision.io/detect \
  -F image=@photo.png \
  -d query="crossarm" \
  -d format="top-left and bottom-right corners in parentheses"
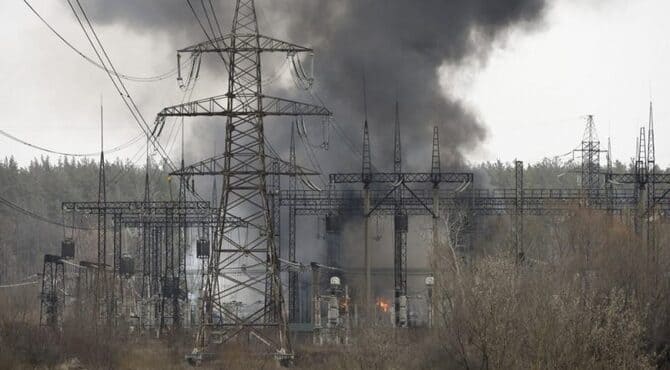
top-left (179, 34), bottom-right (312, 54)
top-left (152, 95), bottom-right (331, 137)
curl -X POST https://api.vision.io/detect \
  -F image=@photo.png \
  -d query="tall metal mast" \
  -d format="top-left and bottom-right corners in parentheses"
top-left (648, 102), bottom-right (655, 174)
top-left (392, 102), bottom-right (407, 327)
top-left (361, 74), bottom-right (373, 316)
top-left (362, 118), bottom-right (372, 316)
top-left (288, 122), bottom-right (298, 323)
top-left (646, 102), bottom-right (656, 261)
top-left (580, 115), bottom-right (600, 201)
top-left (141, 136), bottom-right (152, 330)
top-left (97, 99), bottom-right (108, 324)
top-left (430, 126), bottom-right (441, 289)
top-left (155, 0), bottom-right (331, 361)
top-left (431, 126), bottom-right (440, 183)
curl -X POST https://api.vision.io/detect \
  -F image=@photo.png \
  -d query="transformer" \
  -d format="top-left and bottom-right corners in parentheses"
top-left (398, 295), bottom-right (408, 328)
top-left (325, 215), bottom-right (341, 234)
top-left (394, 214), bottom-right (408, 232)
top-left (61, 239), bottom-right (75, 259)
top-left (44, 254), bottom-right (61, 264)
top-left (162, 277), bottom-right (177, 298)
top-left (196, 239), bottom-right (210, 259)
top-left (120, 255), bottom-right (135, 277)
top-left (162, 277), bottom-right (185, 299)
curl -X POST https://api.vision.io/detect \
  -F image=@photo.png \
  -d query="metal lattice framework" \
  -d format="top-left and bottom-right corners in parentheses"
top-left (62, 200), bottom-right (217, 333)
top-left (288, 124), bottom-right (299, 323)
top-left (579, 115), bottom-right (601, 202)
top-left (48, 100), bottom-right (670, 349)
top-left (40, 255), bottom-right (65, 330)
top-left (392, 103), bottom-right (407, 327)
top-left (154, 0), bottom-right (331, 361)
top-left (514, 160), bottom-right (524, 261)
top-left (327, 117), bottom-right (475, 326)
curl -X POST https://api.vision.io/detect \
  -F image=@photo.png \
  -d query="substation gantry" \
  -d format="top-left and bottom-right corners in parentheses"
top-left (277, 110), bottom-right (669, 331)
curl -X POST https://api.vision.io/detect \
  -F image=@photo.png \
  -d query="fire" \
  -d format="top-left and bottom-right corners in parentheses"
top-left (376, 297), bottom-right (390, 313)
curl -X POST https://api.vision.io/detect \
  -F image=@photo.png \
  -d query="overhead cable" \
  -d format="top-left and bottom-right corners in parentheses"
top-left (67, 0), bottom-right (179, 178)
top-left (0, 128), bottom-right (142, 157)
top-left (0, 195), bottom-right (92, 230)
top-left (23, 0), bottom-right (188, 82)
top-left (185, 0), bottom-right (229, 72)
top-left (0, 280), bottom-right (40, 289)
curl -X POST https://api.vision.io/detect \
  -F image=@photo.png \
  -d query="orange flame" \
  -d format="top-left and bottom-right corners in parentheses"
top-left (376, 297), bottom-right (390, 313)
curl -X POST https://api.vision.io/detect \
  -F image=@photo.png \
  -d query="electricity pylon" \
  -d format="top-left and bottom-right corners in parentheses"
top-left (153, 0), bottom-right (331, 362)
top-left (580, 115), bottom-right (600, 203)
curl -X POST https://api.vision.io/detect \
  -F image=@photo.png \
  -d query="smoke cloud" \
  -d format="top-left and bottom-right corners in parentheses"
top-left (76, 0), bottom-right (549, 311)
top-left (268, 0), bottom-right (547, 169)
top-left (81, 0), bottom-right (548, 171)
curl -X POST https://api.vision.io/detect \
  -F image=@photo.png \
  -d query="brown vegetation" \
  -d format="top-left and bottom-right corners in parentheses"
top-left (1, 209), bottom-right (669, 369)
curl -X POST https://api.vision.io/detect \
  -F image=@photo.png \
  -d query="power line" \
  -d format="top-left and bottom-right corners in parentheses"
top-left (0, 280), bottom-right (40, 289)
top-left (186, 0), bottom-right (214, 40)
top-left (0, 195), bottom-right (91, 230)
top-left (23, 0), bottom-right (189, 83)
top-left (108, 75), bottom-right (198, 187)
top-left (71, 0), bottom-right (208, 208)
top-left (200, 0), bottom-right (219, 43)
top-left (185, 0), bottom-right (230, 73)
top-left (108, 142), bottom-right (148, 185)
top-left (207, 0), bottom-right (225, 39)
top-left (0, 128), bottom-right (142, 157)
top-left (302, 88), bottom-right (371, 169)
top-left (297, 132), bottom-right (327, 186)
top-left (67, 0), bottom-right (179, 177)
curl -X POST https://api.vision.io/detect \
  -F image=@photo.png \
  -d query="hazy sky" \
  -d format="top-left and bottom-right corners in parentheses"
top-left (2, 0), bottom-right (668, 169)
top-left (452, 0), bottom-right (670, 167)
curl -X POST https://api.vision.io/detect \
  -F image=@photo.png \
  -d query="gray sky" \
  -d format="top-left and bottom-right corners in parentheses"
top-left (2, 0), bottom-right (668, 169)
top-left (452, 0), bottom-right (670, 167)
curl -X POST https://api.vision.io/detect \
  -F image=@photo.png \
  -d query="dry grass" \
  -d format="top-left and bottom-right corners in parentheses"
top-left (432, 209), bottom-right (663, 369)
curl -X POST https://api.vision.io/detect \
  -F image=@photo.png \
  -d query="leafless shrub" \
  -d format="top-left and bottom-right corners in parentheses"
top-left (431, 209), bottom-right (658, 369)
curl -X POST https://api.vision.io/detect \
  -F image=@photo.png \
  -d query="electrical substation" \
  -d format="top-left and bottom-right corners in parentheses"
top-left (21, 0), bottom-right (670, 366)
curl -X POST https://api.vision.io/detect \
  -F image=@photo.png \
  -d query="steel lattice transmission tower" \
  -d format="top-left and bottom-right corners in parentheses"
top-left (580, 115), bottom-right (601, 197)
top-left (156, 0), bottom-right (331, 362)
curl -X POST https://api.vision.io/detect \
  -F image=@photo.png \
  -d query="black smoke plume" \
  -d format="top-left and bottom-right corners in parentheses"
top-left (268, 0), bottom-right (547, 169)
top-left (82, 0), bottom-right (548, 171)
